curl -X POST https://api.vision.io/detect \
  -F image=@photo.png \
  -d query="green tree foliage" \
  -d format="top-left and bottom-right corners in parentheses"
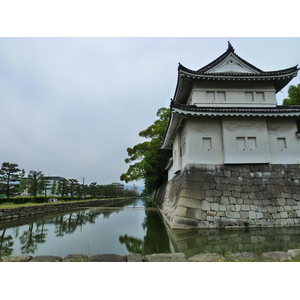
top-left (51, 180), bottom-right (58, 195)
top-left (120, 107), bottom-right (172, 193)
top-left (57, 178), bottom-right (70, 199)
top-left (17, 169), bottom-right (27, 195)
top-left (68, 179), bottom-right (79, 200)
top-left (27, 170), bottom-right (44, 201)
top-left (0, 162), bottom-right (22, 201)
top-left (89, 182), bottom-right (97, 198)
top-left (283, 84), bottom-right (300, 105)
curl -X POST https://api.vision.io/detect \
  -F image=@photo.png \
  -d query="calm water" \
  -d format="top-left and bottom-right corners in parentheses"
top-left (0, 198), bottom-right (173, 259)
top-left (1, 198), bottom-right (300, 259)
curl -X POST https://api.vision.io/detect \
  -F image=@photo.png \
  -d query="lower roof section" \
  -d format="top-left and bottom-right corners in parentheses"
top-left (161, 103), bottom-right (300, 149)
top-left (172, 102), bottom-right (300, 118)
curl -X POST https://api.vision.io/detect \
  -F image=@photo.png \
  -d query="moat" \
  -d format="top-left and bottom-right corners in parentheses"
top-left (1, 198), bottom-right (300, 260)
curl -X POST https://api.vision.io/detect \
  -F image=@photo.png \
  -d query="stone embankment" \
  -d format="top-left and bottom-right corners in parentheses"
top-left (0, 198), bottom-right (129, 221)
top-left (2, 249), bottom-right (300, 262)
top-left (160, 164), bottom-right (300, 229)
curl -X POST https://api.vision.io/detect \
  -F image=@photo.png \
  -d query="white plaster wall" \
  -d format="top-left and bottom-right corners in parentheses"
top-left (191, 89), bottom-right (276, 107)
top-left (186, 117), bottom-right (224, 164)
top-left (222, 117), bottom-right (271, 164)
top-left (267, 118), bottom-right (300, 164)
top-left (167, 131), bottom-right (181, 178)
top-left (189, 81), bottom-right (277, 107)
top-left (167, 116), bottom-right (300, 180)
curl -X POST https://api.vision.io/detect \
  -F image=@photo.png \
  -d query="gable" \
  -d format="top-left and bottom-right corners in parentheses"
top-left (206, 53), bottom-right (260, 74)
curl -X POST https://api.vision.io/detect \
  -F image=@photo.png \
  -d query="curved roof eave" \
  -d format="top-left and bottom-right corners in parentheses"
top-left (173, 43), bottom-right (299, 103)
top-left (173, 68), bottom-right (298, 103)
top-left (162, 104), bottom-right (300, 149)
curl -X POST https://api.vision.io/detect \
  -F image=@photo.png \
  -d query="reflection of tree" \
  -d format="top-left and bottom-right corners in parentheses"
top-left (19, 223), bottom-right (38, 254)
top-left (35, 222), bottom-right (48, 244)
top-left (0, 229), bottom-right (14, 259)
top-left (53, 210), bottom-right (113, 237)
top-left (54, 213), bottom-right (79, 236)
top-left (119, 234), bottom-right (143, 253)
top-left (119, 209), bottom-right (171, 255)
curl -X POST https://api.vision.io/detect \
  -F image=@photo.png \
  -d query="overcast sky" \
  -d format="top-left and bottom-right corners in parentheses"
top-left (0, 37), bottom-right (299, 186)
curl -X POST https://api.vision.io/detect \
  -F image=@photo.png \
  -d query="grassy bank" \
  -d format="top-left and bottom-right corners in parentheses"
top-left (0, 197), bottom-right (131, 209)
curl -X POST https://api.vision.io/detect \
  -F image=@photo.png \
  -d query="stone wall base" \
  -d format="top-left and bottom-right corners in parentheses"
top-left (158, 164), bottom-right (300, 229)
top-left (0, 198), bottom-right (129, 222)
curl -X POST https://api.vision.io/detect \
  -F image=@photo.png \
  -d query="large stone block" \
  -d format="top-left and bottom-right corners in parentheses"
top-left (289, 212), bottom-right (298, 218)
top-left (201, 200), bottom-right (210, 211)
top-left (195, 209), bottom-right (206, 220)
top-left (233, 212), bottom-right (241, 219)
top-left (249, 211), bottom-right (257, 219)
top-left (191, 189), bottom-right (206, 200)
top-left (188, 253), bottom-right (224, 262)
top-left (30, 255), bottom-right (62, 262)
top-left (212, 189), bottom-right (223, 196)
top-left (207, 211), bottom-right (217, 217)
top-left (145, 253), bottom-right (187, 262)
top-left (186, 208), bottom-right (196, 219)
top-left (210, 203), bottom-right (219, 211)
top-left (180, 188), bottom-right (192, 198)
top-left (256, 212), bottom-right (264, 219)
top-left (171, 216), bottom-right (200, 228)
top-left (225, 211), bottom-right (234, 218)
top-left (221, 196), bottom-right (230, 204)
top-left (219, 204), bottom-right (226, 211)
top-left (177, 197), bottom-right (201, 209)
top-left (193, 172), bottom-right (206, 182)
top-left (174, 206), bottom-right (187, 217)
top-left (204, 173), bottom-right (216, 183)
top-left (260, 251), bottom-right (292, 262)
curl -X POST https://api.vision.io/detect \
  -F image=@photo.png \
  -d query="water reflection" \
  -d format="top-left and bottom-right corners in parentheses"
top-left (119, 210), bottom-right (172, 254)
top-left (167, 227), bottom-right (300, 258)
top-left (1, 198), bottom-right (300, 260)
top-left (0, 198), bottom-right (172, 259)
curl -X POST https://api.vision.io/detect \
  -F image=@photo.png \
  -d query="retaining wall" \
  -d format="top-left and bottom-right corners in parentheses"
top-left (0, 198), bottom-right (129, 221)
top-left (159, 163), bottom-right (300, 229)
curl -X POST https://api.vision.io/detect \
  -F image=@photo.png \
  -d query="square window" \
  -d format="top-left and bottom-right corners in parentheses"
top-left (245, 92), bottom-right (254, 102)
top-left (247, 137), bottom-right (257, 149)
top-left (217, 92), bottom-right (226, 101)
top-left (236, 137), bottom-right (246, 150)
top-left (277, 138), bottom-right (287, 149)
top-left (206, 92), bottom-right (215, 101)
top-left (203, 137), bottom-right (212, 150)
top-left (256, 92), bottom-right (265, 102)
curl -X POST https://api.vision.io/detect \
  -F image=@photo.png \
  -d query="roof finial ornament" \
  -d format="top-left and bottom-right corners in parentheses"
top-left (227, 41), bottom-right (235, 53)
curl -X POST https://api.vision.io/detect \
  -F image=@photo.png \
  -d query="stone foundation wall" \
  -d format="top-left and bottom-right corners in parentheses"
top-left (159, 164), bottom-right (300, 229)
top-left (0, 198), bottom-right (129, 222)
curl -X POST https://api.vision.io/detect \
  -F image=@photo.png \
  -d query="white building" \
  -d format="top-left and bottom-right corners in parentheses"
top-left (162, 42), bottom-right (300, 180)
top-left (44, 176), bottom-right (65, 196)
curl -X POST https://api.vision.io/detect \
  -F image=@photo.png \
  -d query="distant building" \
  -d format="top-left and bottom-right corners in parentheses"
top-left (44, 176), bottom-right (66, 196)
top-left (111, 182), bottom-right (124, 190)
top-left (132, 184), bottom-right (137, 193)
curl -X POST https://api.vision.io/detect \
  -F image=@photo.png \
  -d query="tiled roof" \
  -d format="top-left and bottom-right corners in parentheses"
top-left (173, 43), bottom-right (299, 102)
top-left (172, 102), bottom-right (300, 113)
top-left (171, 102), bottom-right (300, 118)
top-left (179, 42), bottom-right (298, 76)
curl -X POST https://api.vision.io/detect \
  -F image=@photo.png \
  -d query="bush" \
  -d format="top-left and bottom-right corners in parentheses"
top-left (11, 196), bottom-right (34, 204)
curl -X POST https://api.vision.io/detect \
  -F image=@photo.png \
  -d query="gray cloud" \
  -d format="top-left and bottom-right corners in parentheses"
top-left (1, 37), bottom-right (299, 185)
